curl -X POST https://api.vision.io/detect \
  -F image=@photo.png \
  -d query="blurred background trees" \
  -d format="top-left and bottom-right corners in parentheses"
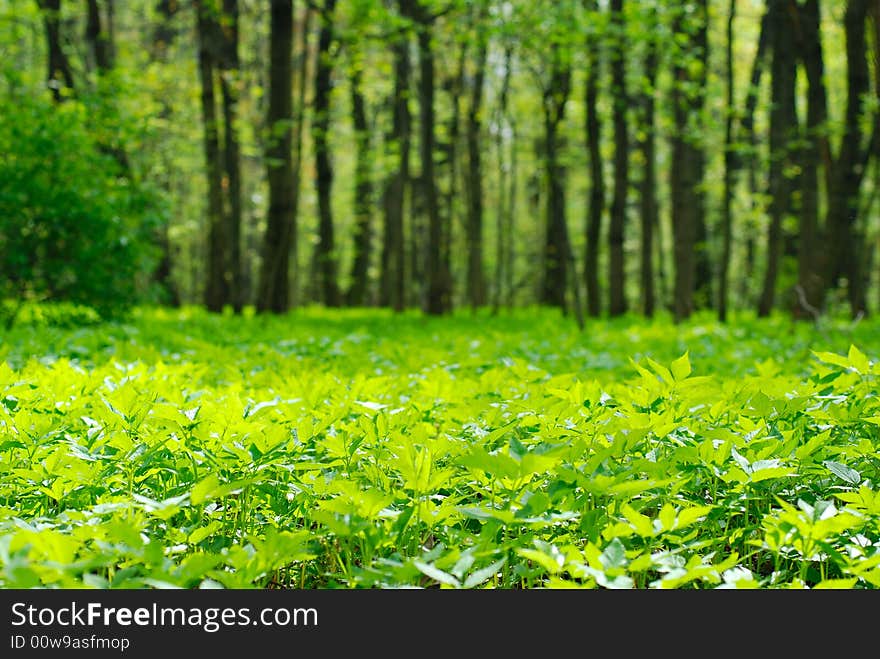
top-left (1, 0), bottom-right (878, 323)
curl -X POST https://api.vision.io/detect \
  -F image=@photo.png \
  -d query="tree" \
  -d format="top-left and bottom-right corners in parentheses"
top-left (312, 0), bottom-right (341, 307)
top-left (637, 2), bottom-right (658, 318)
top-left (257, 0), bottom-right (296, 313)
top-left (465, 4), bottom-right (489, 309)
top-left (670, 0), bottom-right (708, 322)
top-left (583, 0), bottom-right (604, 318)
top-left (408, 0), bottom-right (451, 315)
top-left (196, 0), bottom-right (228, 312)
top-left (757, 0), bottom-right (798, 318)
top-left (36, 0), bottom-right (74, 102)
top-left (345, 54), bottom-right (375, 307)
top-left (380, 0), bottom-right (412, 313)
top-left (607, 0), bottom-right (628, 317)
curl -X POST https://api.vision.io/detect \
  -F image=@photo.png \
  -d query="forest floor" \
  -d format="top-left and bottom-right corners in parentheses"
top-left (1, 306), bottom-right (879, 588)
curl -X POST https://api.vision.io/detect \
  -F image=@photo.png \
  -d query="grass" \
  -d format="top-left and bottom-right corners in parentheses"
top-left (1, 304), bottom-right (879, 588)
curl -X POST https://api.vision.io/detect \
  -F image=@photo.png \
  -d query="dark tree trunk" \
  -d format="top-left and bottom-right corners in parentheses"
top-left (152, 0), bottom-right (178, 57)
top-left (584, 0), bottom-right (604, 318)
top-left (758, 0), bottom-right (798, 318)
top-left (718, 0), bottom-right (735, 323)
top-left (85, 0), bottom-right (111, 72)
top-left (825, 0), bottom-right (871, 318)
top-left (37, 0), bottom-right (75, 101)
top-left (692, 2), bottom-right (711, 310)
top-left (608, 0), bottom-right (628, 317)
top-left (492, 45), bottom-right (513, 312)
top-left (492, 45), bottom-right (516, 313)
top-left (196, 0), bottom-right (227, 312)
top-left (345, 63), bottom-right (374, 306)
top-left (670, 1), bottom-right (708, 322)
top-left (638, 10), bottom-right (657, 319)
top-left (413, 4), bottom-right (450, 315)
top-left (539, 45), bottom-right (572, 311)
top-left (219, 0), bottom-right (243, 313)
top-left (380, 14), bottom-right (411, 312)
top-left (149, 0), bottom-right (182, 306)
top-left (257, 0), bottom-right (295, 314)
top-left (313, 0), bottom-right (340, 307)
top-left (737, 5), bottom-right (771, 307)
top-left (794, 0), bottom-right (829, 319)
top-left (440, 43), bottom-right (466, 310)
top-left (465, 25), bottom-right (488, 309)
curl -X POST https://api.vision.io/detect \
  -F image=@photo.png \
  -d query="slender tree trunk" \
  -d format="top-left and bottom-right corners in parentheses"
top-left (414, 6), bottom-right (450, 315)
top-left (380, 16), bottom-right (410, 312)
top-left (718, 0), bottom-right (735, 323)
top-left (492, 45), bottom-right (513, 313)
top-left (670, 1), bottom-right (708, 322)
top-left (608, 0), bottom-right (628, 317)
top-left (539, 45), bottom-right (572, 311)
top-left (794, 0), bottom-right (829, 319)
top-left (345, 62), bottom-right (374, 306)
top-left (313, 0), bottom-right (340, 307)
top-left (441, 43), bottom-right (466, 309)
top-left (466, 25), bottom-right (488, 309)
top-left (37, 0), bottom-right (74, 101)
top-left (758, 0), bottom-right (798, 317)
top-left (149, 0), bottom-right (182, 306)
top-left (219, 0), bottom-right (243, 313)
top-left (85, 0), bottom-right (111, 72)
top-left (825, 0), bottom-right (871, 318)
top-left (692, 1), bottom-right (711, 310)
top-left (196, 0), bottom-right (227, 312)
top-left (638, 11), bottom-right (657, 319)
top-left (257, 0), bottom-right (295, 314)
top-left (584, 0), bottom-right (604, 318)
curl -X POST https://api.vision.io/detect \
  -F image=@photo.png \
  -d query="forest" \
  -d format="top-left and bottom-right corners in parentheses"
top-left (2, 0), bottom-right (880, 592)
top-left (1, 0), bottom-right (878, 321)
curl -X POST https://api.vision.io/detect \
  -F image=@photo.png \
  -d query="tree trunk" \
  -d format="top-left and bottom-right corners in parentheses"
top-left (219, 0), bottom-right (243, 313)
top-left (492, 45), bottom-right (513, 312)
top-left (539, 45), bottom-right (572, 311)
top-left (584, 0), bottom-right (604, 318)
top-left (670, 1), bottom-right (708, 322)
top-left (718, 0), bottom-right (735, 323)
top-left (825, 0), bottom-right (871, 318)
top-left (313, 0), bottom-right (340, 307)
top-left (257, 0), bottom-right (295, 314)
top-left (608, 0), bottom-right (628, 317)
top-left (37, 0), bottom-right (75, 102)
top-left (794, 0), bottom-right (829, 319)
top-left (345, 62), bottom-right (374, 306)
top-left (465, 25), bottom-right (488, 309)
top-left (196, 0), bottom-right (227, 312)
top-left (149, 0), bottom-right (182, 307)
top-left (758, 0), bottom-right (798, 318)
top-left (414, 5), bottom-right (450, 315)
top-left (638, 9), bottom-right (657, 319)
top-left (380, 12), bottom-right (411, 313)
top-left (85, 0), bottom-right (111, 72)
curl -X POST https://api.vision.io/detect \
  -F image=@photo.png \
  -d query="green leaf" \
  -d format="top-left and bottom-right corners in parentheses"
top-left (670, 352), bottom-right (691, 381)
top-left (463, 557), bottom-right (507, 589)
top-left (823, 460), bottom-right (861, 485)
top-left (413, 560), bottom-right (460, 588)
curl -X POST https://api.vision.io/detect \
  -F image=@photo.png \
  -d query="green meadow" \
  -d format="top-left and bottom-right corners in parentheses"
top-left (2, 307), bottom-right (879, 589)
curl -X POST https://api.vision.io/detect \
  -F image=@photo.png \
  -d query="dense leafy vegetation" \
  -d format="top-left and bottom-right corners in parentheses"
top-left (1, 307), bottom-right (879, 589)
top-left (0, 84), bottom-right (164, 326)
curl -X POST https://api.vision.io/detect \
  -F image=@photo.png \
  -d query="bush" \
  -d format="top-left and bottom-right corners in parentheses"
top-left (0, 83), bottom-right (162, 323)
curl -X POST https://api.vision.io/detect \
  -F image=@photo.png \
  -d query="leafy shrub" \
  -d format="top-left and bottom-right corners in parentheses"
top-left (0, 81), bottom-right (162, 323)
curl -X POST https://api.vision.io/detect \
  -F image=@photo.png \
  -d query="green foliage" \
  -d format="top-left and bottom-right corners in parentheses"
top-left (0, 81), bottom-right (162, 322)
top-left (1, 307), bottom-right (880, 589)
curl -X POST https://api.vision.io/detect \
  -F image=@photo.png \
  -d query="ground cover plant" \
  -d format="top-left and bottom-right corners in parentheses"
top-left (1, 306), bottom-right (880, 589)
